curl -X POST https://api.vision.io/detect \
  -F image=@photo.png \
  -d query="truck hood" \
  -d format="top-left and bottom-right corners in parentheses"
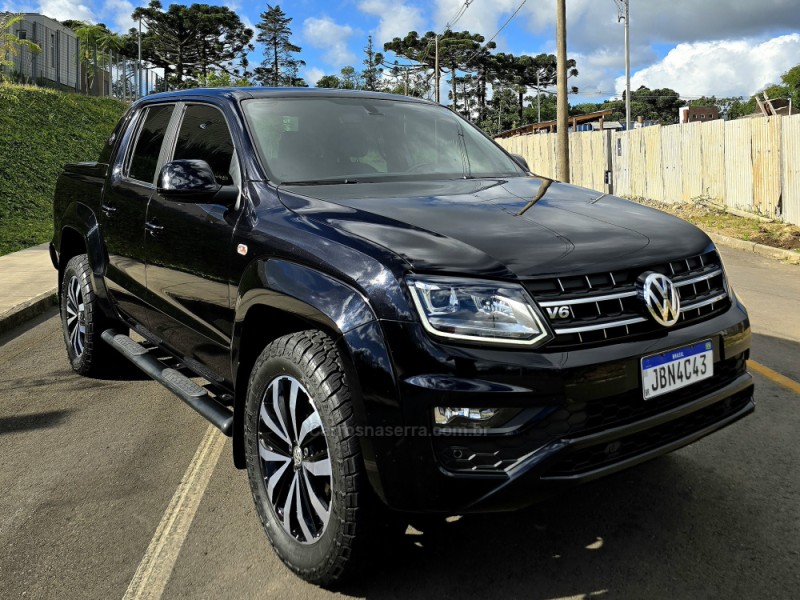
top-left (277, 176), bottom-right (712, 278)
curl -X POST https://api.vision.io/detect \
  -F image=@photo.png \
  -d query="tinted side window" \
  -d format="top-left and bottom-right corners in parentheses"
top-left (128, 105), bottom-right (174, 183)
top-left (173, 105), bottom-right (235, 185)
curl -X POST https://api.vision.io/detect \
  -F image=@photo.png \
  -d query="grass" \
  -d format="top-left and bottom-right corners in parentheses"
top-left (628, 197), bottom-right (800, 254)
top-left (0, 83), bottom-right (126, 256)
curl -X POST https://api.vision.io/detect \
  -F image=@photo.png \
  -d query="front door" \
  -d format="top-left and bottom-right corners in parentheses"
top-left (144, 103), bottom-right (240, 385)
top-left (101, 103), bottom-right (175, 326)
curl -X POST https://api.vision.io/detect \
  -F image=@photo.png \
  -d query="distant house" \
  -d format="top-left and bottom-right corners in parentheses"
top-left (679, 106), bottom-right (719, 124)
top-left (2, 13), bottom-right (80, 91)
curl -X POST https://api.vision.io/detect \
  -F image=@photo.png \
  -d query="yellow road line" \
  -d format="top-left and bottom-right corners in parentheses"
top-left (749, 360), bottom-right (800, 395)
top-left (123, 425), bottom-right (225, 600)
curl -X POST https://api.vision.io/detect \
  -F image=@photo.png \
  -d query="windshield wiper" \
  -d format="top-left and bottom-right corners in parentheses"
top-left (280, 178), bottom-right (360, 186)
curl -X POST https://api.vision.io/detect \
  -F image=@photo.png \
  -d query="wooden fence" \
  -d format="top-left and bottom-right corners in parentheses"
top-left (495, 114), bottom-right (800, 226)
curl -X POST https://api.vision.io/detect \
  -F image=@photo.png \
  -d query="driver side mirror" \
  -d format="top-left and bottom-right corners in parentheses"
top-left (157, 159), bottom-right (239, 205)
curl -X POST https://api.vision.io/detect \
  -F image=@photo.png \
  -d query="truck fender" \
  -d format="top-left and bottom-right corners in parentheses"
top-left (230, 259), bottom-right (402, 502)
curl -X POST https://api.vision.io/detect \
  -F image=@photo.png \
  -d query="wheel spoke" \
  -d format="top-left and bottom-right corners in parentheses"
top-left (282, 472), bottom-right (298, 534)
top-left (259, 442), bottom-right (292, 502)
top-left (288, 379), bottom-right (300, 441)
top-left (295, 476), bottom-right (314, 542)
top-left (303, 456), bottom-right (331, 478)
top-left (260, 399), bottom-right (290, 445)
top-left (272, 383), bottom-right (291, 444)
top-left (298, 411), bottom-right (321, 446)
top-left (302, 469), bottom-right (330, 528)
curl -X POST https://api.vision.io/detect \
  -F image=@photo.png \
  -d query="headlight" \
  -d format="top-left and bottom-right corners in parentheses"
top-left (406, 276), bottom-right (552, 346)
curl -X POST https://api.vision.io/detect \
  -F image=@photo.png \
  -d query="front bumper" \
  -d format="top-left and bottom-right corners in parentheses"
top-left (346, 295), bottom-right (753, 513)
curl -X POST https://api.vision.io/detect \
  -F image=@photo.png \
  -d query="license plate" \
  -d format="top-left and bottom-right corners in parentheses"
top-left (641, 340), bottom-right (714, 400)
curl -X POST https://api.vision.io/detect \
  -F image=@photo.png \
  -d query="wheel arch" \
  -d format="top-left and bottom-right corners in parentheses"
top-left (55, 202), bottom-right (109, 303)
top-left (230, 259), bottom-right (382, 473)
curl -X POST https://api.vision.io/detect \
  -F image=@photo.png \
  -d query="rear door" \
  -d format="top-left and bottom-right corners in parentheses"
top-left (144, 102), bottom-right (241, 384)
top-left (101, 103), bottom-right (175, 326)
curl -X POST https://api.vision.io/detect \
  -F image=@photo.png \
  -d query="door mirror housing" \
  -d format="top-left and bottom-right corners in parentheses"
top-left (511, 153), bottom-right (530, 172)
top-left (157, 159), bottom-right (238, 205)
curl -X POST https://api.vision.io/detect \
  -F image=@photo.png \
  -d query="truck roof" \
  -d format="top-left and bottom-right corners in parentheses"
top-left (137, 87), bottom-right (433, 106)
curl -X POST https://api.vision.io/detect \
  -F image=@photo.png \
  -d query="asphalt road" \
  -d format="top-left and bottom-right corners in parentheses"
top-left (1, 246), bottom-right (798, 600)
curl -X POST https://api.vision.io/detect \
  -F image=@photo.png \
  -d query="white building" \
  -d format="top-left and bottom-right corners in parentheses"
top-left (3, 13), bottom-right (80, 91)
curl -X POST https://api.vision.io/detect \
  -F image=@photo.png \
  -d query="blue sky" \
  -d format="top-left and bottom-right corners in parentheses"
top-left (6, 0), bottom-right (800, 103)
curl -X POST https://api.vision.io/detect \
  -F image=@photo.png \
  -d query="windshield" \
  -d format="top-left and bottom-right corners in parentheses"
top-left (242, 96), bottom-right (525, 184)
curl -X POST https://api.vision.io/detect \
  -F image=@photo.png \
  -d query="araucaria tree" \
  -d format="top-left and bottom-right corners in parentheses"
top-left (131, 1), bottom-right (253, 87)
top-left (254, 4), bottom-right (305, 87)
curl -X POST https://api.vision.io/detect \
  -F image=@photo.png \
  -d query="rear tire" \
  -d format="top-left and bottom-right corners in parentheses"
top-left (59, 254), bottom-right (123, 376)
top-left (244, 330), bottom-right (384, 586)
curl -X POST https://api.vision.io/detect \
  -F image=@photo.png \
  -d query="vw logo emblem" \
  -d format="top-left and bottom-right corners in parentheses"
top-left (638, 272), bottom-right (681, 327)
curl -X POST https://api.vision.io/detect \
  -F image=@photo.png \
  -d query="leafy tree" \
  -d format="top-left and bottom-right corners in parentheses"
top-left (480, 86), bottom-right (519, 134)
top-left (781, 64), bottom-right (800, 108)
top-left (254, 4), bottom-right (305, 87)
top-left (687, 95), bottom-right (748, 119)
top-left (131, 1), bottom-right (253, 87)
top-left (68, 22), bottom-right (122, 93)
top-left (315, 74), bottom-right (340, 88)
top-left (381, 61), bottom-right (430, 98)
top-left (384, 29), bottom-right (492, 109)
top-left (362, 35), bottom-right (383, 91)
top-left (314, 66), bottom-right (361, 90)
top-left (1, 14), bottom-right (41, 81)
top-left (490, 52), bottom-right (577, 122)
top-left (339, 65), bottom-right (361, 90)
top-left (197, 70), bottom-right (251, 87)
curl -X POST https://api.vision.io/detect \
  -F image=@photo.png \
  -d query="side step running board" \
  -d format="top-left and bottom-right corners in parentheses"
top-left (102, 330), bottom-right (233, 436)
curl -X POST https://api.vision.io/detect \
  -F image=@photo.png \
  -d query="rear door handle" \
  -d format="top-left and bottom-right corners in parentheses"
top-left (145, 221), bottom-right (164, 237)
top-left (101, 203), bottom-right (117, 216)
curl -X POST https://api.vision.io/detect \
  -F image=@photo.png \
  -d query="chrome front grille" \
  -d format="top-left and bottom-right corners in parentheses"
top-left (525, 251), bottom-right (730, 349)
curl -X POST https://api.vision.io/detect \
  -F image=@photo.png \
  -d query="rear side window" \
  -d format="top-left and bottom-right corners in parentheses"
top-left (173, 104), bottom-right (235, 185)
top-left (128, 105), bottom-right (174, 183)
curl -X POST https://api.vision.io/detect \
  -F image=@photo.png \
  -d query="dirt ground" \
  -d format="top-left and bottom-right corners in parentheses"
top-left (630, 197), bottom-right (800, 252)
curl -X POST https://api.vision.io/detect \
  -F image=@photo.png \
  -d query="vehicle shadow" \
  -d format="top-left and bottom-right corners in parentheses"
top-left (0, 409), bottom-right (71, 435)
top-left (343, 451), bottom-right (787, 599)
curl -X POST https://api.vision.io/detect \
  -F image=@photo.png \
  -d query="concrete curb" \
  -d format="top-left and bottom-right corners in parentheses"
top-left (0, 289), bottom-right (58, 337)
top-left (709, 233), bottom-right (800, 265)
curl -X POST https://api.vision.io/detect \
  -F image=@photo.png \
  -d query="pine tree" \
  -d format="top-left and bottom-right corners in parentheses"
top-left (254, 4), bottom-right (305, 87)
top-left (361, 36), bottom-right (382, 91)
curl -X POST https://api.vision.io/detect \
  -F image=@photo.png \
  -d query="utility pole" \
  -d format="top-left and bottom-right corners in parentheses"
top-left (615, 0), bottom-right (631, 130)
top-left (556, 0), bottom-right (570, 182)
top-left (434, 34), bottom-right (440, 103)
top-left (536, 70), bottom-right (541, 122)
top-left (137, 17), bottom-right (142, 100)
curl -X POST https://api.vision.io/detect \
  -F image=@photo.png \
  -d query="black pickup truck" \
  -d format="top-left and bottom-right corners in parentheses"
top-left (51, 88), bottom-right (754, 585)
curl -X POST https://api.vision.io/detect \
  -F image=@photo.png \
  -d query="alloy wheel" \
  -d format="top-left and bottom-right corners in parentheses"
top-left (65, 275), bottom-right (86, 358)
top-left (257, 375), bottom-right (333, 544)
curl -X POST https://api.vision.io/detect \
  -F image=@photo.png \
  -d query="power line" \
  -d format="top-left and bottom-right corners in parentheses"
top-left (464, 0), bottom-right (527, 66)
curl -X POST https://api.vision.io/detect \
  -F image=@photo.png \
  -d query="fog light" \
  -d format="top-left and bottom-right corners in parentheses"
top-left (434, 407), bottom-right (498, 425)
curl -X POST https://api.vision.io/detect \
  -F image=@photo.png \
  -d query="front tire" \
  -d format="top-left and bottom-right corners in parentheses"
top-left (59, 254), bottom-right (121, 376)
top-left (244, 330), bottom-right (377, 586)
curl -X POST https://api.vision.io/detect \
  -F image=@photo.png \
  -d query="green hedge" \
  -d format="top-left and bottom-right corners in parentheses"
top-left (0, 84), bottom-right (126, 256)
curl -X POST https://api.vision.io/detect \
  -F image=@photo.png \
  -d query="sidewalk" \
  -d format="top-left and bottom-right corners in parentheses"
top-left (0, 244), bottom-right (57, 336)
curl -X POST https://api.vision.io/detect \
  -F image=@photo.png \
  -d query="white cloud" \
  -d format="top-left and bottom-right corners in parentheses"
top-left (617, 34), bottom-right (800, 98)
top-left (433, 0), bottom-right (518, 40)
top-left (99, 0), bottom-right (135, 33)
top-left (521, 0), bottom-right (800, 54)
top-left (358, 0), bottom-right (424, 45)
top-left (302, 16), bottom-right (356, 67)
top-left (302, 66), bottom-right (325, 87)
top-left (37, 0), bottom-right (94, 22)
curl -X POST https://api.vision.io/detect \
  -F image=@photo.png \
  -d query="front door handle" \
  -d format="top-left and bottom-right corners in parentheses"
top-left (101, 203), bottom-right (117, 216)
top-left (145, 221), bottom-right (164, 237)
